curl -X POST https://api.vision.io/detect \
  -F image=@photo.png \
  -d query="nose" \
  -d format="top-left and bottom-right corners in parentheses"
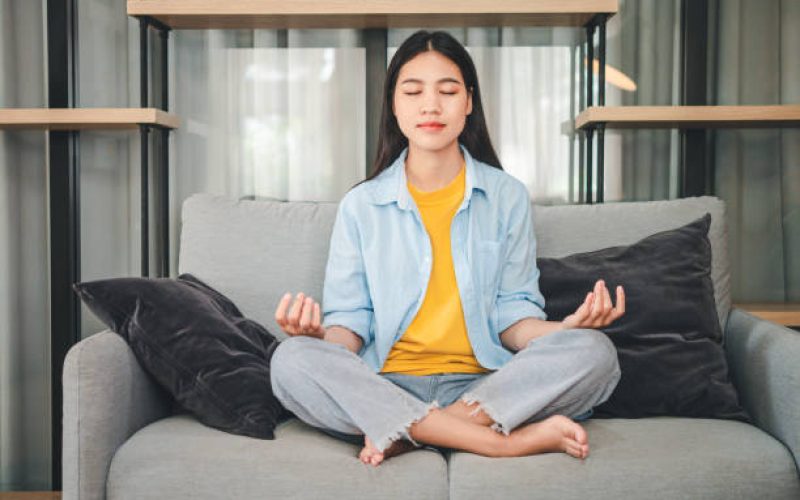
top-left (420, 89), bottom-right (441, 115)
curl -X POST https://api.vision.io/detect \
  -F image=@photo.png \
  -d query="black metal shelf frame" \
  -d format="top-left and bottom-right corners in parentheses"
top-left (582, 14), bottom-right (609, 204)
top-left (48, 8), bottom-right (173, 490)
top-left (138, 16), bottom-right (172, 278)
top-left (580, 0), bottom-right (713, 201)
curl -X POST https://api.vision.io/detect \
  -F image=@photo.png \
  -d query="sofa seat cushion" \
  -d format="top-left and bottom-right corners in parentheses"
top-left (448, 418), bottom-right (800, 500)
top-left (107, 415), bottom-right (448, 500)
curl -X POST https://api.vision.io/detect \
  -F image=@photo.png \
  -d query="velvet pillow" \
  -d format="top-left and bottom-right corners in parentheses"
top-left (537, 214), bottom-right (749, 421)
top-left (73, 273), bottom-right (290, 439)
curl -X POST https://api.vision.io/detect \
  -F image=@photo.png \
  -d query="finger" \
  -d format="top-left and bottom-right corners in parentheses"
top-left (312, 302), bottom-right (322, 330)
top-left (601, 283), bottom-right (614, 322)
top-left (274, 292), bottom-right (292, 327)
top-left (299, 297), bottom-right (314, 330)
top-left (287, 292), bottom-right (305, 327)
top-left (608, 286), bottom-right (626, 322)
top-left (590, 282), bottom-right (603, 319)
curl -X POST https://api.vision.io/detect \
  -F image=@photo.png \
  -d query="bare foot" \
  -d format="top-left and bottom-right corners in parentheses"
top-left (505, 415), bottom-right (589, 459)
top-left (359, 436), bottom-right (418, 466)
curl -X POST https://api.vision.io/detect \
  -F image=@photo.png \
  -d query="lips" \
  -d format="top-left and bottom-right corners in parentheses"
top-left (417, 122), bottom-right (445, 130)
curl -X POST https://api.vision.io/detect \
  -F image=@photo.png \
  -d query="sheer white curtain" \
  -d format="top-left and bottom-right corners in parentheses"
top-left (173, 30), bottom-right (365, 203)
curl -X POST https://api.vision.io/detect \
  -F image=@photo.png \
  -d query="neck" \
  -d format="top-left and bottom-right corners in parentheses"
top-left (405, 142), bottom-right (464, 192)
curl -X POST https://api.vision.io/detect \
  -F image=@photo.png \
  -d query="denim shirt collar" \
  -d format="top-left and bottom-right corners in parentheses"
top-left (367, 144), bottom-right (489, 211)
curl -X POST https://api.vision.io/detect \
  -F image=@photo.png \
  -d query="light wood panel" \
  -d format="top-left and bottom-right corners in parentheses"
top-left (735, 303), bottom-right (800, 327)
top-left (0, 108), bottom-right (180, 130)
top-left (575, 105), bottom-right (800, 129)
top-left (127, 0), bottom-right (618, 29)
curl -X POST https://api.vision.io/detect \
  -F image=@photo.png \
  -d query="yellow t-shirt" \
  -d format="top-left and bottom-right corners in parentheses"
top-left (381, 163), bottom-right (489, 375)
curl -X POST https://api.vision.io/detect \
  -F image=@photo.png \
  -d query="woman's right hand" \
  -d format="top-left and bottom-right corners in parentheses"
top-left (275, 292), bottom-right (326, 339)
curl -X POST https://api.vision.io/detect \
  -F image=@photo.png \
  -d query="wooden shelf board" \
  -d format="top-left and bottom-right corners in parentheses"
top-left (734, 303), bottom-right (800, 327)
top-left (0, 108), bottom-right (180, 130)
top-left (575, 105), bottom-right (800, 129)
top-left (127, 0), bottom-right (618, 29)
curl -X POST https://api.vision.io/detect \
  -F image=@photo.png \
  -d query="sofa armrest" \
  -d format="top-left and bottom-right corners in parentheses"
top-left (62, 330), bottom-right (173, 500)
top-left (725, 307), bottom-right (800, 473)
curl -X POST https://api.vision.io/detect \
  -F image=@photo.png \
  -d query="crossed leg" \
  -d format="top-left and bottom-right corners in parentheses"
top-left (359, 400), bottom-right (589, 466)
top-left (273, 330), bottom-right (618, 467)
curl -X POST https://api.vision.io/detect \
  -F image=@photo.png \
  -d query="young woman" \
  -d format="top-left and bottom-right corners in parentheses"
top-left (271, 30), bottom-right (624, 467)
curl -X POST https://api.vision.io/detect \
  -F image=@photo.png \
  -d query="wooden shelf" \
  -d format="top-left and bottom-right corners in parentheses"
top-left (735, 303), bottom-right (800, 327)
top-left (575, 105), bottom-right (800, 130)
top-left (127, 0), bottom-right (618, 29)
top-left (0, 108), bottom-right (180, 130)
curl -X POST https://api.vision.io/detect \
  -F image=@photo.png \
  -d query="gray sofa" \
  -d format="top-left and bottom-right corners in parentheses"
top-left (62, 193), bottom-right (800, 500)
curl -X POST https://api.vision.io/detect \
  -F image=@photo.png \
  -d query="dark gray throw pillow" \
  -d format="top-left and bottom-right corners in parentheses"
top-left (537, 213), bottom-right (750, 421)
top-left (73, 273), bottom-right (290, 439)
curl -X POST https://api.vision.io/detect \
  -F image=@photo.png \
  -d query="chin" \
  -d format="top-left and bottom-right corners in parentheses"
top-left (408, 134), bottom-right (461, 153)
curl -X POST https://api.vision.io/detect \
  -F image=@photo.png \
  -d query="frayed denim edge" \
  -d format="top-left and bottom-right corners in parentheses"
top-left (371, 400), bottom-right (440, 452)
top-left (460, 392), bottom-right (510, 436)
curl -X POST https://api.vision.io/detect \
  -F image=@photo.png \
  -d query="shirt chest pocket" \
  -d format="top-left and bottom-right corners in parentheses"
top-left (473, 240), bottom-right (504, 310)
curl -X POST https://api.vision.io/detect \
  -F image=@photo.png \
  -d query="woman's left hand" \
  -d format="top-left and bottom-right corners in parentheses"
top-left (561, 279), bottom-right (625, 330)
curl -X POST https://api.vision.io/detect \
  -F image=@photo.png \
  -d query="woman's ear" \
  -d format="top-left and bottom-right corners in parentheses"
top-left (466, 87), bottom-right (473, 116)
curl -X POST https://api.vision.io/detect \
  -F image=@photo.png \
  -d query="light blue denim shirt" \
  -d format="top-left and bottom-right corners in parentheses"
top-left (321, 144), bottom-right (547, 373)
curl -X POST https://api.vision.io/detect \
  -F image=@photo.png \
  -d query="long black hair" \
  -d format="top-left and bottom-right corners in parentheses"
top-left (359, 30), bottom-right (502, 186)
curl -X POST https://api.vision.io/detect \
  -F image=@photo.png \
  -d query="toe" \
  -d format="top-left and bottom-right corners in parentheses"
top-left (573, 422), bottom-right (588, 445)
top-left (565, 442), bottom-right (582, 458)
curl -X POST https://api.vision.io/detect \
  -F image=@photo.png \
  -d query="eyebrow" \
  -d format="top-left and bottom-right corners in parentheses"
top-left (399, 77), bottom-right (463, 85)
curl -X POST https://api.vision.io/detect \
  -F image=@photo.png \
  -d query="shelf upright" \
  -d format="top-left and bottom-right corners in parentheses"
top-left (582, 13), bottom-right (609, 204)
top-left (137, 15), bottom-right (172, 278)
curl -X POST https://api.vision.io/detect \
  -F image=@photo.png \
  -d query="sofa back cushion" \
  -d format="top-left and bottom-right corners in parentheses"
top-left (178, 194), bottom-right (730, 339)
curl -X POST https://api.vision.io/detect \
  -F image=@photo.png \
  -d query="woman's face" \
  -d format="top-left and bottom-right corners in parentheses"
top-left (393, 50), bottom-right (473, 154)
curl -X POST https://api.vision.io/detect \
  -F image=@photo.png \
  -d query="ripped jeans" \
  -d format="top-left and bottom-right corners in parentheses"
top-left (270, 328), bottom-right (621, 453)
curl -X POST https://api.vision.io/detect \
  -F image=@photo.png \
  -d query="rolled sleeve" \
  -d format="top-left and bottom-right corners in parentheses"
top-left (321, 196), bottom-right (374, 348)
top-left (494, 182), bottom-right (547, 336)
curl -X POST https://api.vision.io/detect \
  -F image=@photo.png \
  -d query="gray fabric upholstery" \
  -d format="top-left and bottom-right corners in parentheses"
top-left (62, 331), bottom-right (174, 500)
top-left (178, 194), bottom-right (338, 341)
top-left (106, 415), bottom-right (449, 500)
top-left (725, 308), bottom-right (800, 475)
top-left (448, 417), bottom-right (800, 500)
top-left (533, 196), bottom-right (730, 332)
top-left (178, 194), bottom-right (730, 340)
